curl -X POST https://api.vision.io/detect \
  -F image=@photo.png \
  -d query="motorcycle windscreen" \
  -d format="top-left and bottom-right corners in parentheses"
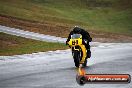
top-left (69, 34), bottom-right (82, 46)
top-left (71, 34), bottom-right (82, 39)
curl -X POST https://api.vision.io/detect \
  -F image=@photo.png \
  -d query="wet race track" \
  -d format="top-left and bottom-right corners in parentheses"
top-left (0, 43), bottom-right (132, 88)
top-left (0, 25), bottom-right (132, 88)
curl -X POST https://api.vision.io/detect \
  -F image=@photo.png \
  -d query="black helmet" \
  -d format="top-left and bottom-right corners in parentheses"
top-left (73, 26), bottom-right (81, 33)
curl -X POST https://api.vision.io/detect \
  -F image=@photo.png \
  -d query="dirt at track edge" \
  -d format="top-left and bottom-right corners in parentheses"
top-left (0, 14), bottom-right (132, 43)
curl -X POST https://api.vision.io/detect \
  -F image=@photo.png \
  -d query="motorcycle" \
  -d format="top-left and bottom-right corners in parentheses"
top-left (68, 34), bottom-right (87, 68)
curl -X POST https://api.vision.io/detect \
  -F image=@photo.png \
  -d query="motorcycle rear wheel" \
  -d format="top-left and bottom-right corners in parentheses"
top-left (83, 59), bottom-right (87, 67)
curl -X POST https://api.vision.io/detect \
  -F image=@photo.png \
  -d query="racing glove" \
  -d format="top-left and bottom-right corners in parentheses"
top-left (82, 39), bottom-right (88, 45)
top-left (66, 41), bottom-right (69, 45)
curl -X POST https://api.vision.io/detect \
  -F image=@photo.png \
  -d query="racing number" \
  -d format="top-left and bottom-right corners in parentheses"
top-left (72, 40), bottom-right (78, 45)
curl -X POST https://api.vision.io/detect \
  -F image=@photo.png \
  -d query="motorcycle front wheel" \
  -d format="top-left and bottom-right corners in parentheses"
top-left (73, 51), bottom-right (80, 67)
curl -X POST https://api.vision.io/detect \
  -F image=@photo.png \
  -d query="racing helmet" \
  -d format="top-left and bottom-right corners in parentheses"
top-left (73, 26), bottom-right (81, 34)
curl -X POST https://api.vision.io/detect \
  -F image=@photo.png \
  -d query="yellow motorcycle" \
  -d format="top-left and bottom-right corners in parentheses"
top-left (68, 34), bottom-right (87, 67)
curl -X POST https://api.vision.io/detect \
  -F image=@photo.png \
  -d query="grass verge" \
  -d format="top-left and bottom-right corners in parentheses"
top-left (0, 32), bottom-right (68, 56)
top-left (0, 0), bottom-right (132, 36)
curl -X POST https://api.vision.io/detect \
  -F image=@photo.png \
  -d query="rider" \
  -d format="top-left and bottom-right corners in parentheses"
top-left (66, 26), bottom-right (92, 59)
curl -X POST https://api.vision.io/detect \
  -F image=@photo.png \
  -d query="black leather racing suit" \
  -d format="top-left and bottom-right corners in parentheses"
top-left (66, 28), bottom-right (92, 58)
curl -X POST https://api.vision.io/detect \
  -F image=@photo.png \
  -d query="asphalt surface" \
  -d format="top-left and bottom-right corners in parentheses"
top-left (0, 43), bottom-right (132, 88)
top-left (0, 25), bottom-right (132, 88)
top-left (0, 25), bottom-right (66, 43)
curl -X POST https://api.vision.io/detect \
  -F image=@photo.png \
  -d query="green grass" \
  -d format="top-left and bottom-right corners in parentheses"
top-left (0, 0), bottom-right (132, 36)
top-left (0, 32), bottom-right (68, 56)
